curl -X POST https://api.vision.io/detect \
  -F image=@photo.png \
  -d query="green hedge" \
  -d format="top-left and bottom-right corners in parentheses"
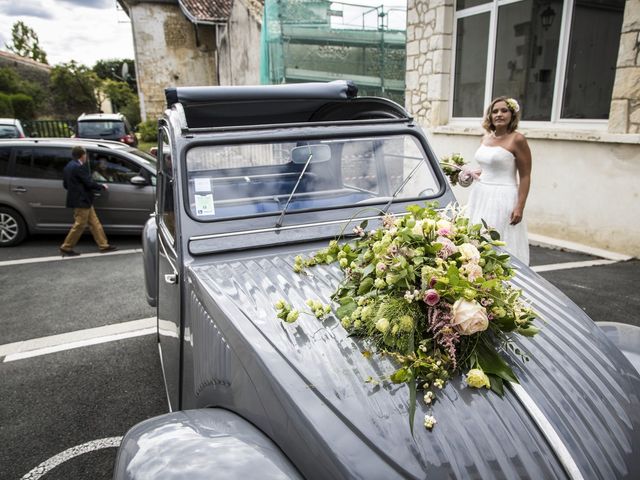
top-left (10, 93), bottom-right (35, 121)
top-left (137, 119), bottom-right (158, 142)
top-left (0, 93), bottom-right (14, 117)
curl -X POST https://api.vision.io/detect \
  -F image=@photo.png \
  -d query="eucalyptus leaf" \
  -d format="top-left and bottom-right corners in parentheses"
top-left (335, 302), bottom-right (357, 319)
top-left (357, 277), bottom-right (374, 295)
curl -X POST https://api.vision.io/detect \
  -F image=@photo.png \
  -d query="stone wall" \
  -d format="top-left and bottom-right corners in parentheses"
top-left (129, 3), bottom-right (217, 121)
top-left (405, 0), bottom-right (453, 127)
top-left (610, 0), bottom-right (640, 133)
top-left (217, 0), bottom-right (262, 86)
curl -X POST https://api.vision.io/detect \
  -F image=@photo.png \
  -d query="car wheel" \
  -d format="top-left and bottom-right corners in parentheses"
top-left (0, 207), bottom-right (27, 247)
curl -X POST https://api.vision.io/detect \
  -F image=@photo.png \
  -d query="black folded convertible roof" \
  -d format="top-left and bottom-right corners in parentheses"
top-left (164, 81), bottom-right (410, 130)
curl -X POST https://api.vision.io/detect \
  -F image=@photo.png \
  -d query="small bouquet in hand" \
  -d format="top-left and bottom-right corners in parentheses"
top-left (439, 153), bottom-right (476, 187)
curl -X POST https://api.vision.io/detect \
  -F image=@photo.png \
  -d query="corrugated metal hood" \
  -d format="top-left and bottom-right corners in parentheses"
top-left (188, 248), bottom-right (640, 479)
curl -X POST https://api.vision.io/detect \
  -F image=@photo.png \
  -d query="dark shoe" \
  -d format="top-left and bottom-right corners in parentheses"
top-left (99, 245), bottom-right (118, 253)
top-left (59, 248), bottom-right (80, 257)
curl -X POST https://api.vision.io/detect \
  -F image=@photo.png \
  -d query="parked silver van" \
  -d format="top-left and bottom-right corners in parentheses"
top-left (0, 138), bottom-right (156, 246)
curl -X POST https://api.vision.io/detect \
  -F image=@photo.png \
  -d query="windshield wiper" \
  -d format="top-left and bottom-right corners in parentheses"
top-left (275, 149), bottom-right (313, 228)
top-left (379, 157), bottom-right (426, 216)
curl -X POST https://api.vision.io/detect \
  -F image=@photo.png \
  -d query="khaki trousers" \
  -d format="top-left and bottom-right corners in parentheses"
top-left (60, 207), bottom-right (109, 250)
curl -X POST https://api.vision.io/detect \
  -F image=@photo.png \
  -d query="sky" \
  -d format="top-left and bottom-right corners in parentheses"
top-left (0, 0), bottom-right (134, 67)
top-left (0, 0), bottom-right (407, 68)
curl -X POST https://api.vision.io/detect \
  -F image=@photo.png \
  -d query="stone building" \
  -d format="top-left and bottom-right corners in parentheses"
top-left (118, 0), bottom-right (262, 121)
top-left (406, 0), bottom-right (640, 256)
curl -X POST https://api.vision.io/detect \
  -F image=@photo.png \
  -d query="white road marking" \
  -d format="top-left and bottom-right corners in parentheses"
top-left (0, 317), bottom-right (156, 362)
top-left (20, 437), bottom-right (123, 480)
top-left (528, 233), bottom-right (632, 262)
top-left (531, 259), bottom-right (619, 273)
top-left (0, 248), bottom-right (141, 267)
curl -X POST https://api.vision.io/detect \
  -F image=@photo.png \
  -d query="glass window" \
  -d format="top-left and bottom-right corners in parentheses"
top-left (158, 129), bottom-right (175, 241)
top-left (0, 125), bottom-right (20, 138)
top-left (561, 0), bottom-right (625, 119)
top-left (88, 152), bottom-right (139, 184)
top-left (453, 0), bottom-right (625, 122)
top-left (456, 0), bottom-right (491, 10)
top-left (0, 147), bottom-right (10, 176)
top-left (14, 148), bottom-right (70, 180)
top-left (185, 134), bottom-right (440, 222)
top-left (77, 121), bottom-right (126, 137)
top-left (492, 0), bottom-right (561, 120)
top-left (453, 13), bottom-right (490, 117)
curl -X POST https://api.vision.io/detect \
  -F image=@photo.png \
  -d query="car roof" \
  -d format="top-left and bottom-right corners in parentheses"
top-left (0, 118), bottom-right (21, 125)
top-left (78, 113), bottom-right (124, 122)
top-left (0, 137), bottom-right (129, 150)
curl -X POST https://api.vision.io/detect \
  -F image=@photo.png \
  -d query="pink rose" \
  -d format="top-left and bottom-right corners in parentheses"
top-left (436, 236), bottom-right (458, 259)
top-left (424, 289), bottom-right (440, 306)
top-left (450, 299), bottom-right (489, 335)
top-left (461, 262), bottom-right (483, 282)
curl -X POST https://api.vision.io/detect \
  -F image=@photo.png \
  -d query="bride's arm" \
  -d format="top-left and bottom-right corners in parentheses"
top-left (511, 133), bottom-right (532, 225)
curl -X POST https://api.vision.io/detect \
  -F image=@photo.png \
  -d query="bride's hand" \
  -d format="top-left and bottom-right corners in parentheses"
top-left (510, 207), bottom-right (523, 225)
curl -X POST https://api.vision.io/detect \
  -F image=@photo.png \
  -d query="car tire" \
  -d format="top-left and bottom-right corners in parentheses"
top-left (0, 207), bottom-right (27, 247)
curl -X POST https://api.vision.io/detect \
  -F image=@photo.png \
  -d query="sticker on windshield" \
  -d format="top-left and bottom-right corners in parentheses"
top-left (194, 177), bottom-right (212, 193)
top-left (195, 192), bottom-right (215, 216)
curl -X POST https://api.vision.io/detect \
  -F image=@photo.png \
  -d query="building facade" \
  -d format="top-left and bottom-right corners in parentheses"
top-left (119, 0), bottom-right (262, 121)
top-left (406, 0), bottom-right (640, 256)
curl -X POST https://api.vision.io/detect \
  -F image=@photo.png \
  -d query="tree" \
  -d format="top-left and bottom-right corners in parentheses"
top-left (50, 61), bottom-right (100, 115)
top-left (5, 21), bottom-right (48, 64)
top-left (93, 59), bottom-right (137, 92)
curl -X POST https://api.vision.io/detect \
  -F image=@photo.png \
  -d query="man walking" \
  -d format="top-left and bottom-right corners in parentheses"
top-left (59, 146), bottom-right (117, 256)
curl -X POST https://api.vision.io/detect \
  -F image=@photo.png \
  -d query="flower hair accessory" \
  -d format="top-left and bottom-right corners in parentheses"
top-left (505, 98), bottom-right (520, 113)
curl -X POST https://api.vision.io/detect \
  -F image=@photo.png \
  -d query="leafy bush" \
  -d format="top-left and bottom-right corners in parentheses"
top-left (137, 119), bottom-right (158, 143)
top-left (10, 93), bottom-right (35, 120)
top-left (0, 93), bottom-right (14, 117)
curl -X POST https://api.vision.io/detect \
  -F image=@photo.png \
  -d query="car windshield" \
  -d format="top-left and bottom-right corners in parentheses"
top-left (185, 134), bottom-right (440, 221)
top-left (78, 121), bottom-right (125, 137)
top-left (0, 125), bottom-right (19, 138)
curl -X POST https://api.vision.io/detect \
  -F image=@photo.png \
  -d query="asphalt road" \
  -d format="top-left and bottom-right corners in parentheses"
top-left (0, 233), bottom-right (638, 479)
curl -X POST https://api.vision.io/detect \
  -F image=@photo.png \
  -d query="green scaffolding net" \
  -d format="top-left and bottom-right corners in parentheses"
top-left (260, 0), bottom-right (407, 105)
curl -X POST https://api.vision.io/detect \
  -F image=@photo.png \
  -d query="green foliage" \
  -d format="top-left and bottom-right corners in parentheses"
top-left (101, 79), bottom-right (141, 125)
top-left (5, 21), bottom-right (48, 64)
top-left (10, 93), bottom-right (35, 120)
top-left (120, 99), bottom-right (141, 128)
top-left (0, 93), bottom-right (14, 117)
top-left (50, 61), bottom-right (99, 116)
top-left (93, 59), bottom-right (136, 92)
top-left (137, 120), bottom-right (158, 143)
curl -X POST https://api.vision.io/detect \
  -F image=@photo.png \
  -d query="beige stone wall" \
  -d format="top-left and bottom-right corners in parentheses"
top-left (129, 3), bottom-right (217, 121)
top-left (405, 0), bottom-right (453, 127)
top-left (610, 0), bottom-right (640, 133)
top-left (217, 0), bottom-right (262, 86)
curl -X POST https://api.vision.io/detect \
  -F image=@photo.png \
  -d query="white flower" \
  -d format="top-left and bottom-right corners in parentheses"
top-left (461, 262), bottom-right (483, 282)
top-left (411, 220), bottom-right (424, 237)
top-left (450, 299), bottom-right (489, 335)
top-left (506, 98), bottom-right (520, 113)
top-left (459, 243), bottom-right (481, 263)
top-left (423, 391), bottom-right (434, 404)
top-left (375, 317), bottom-right (390, 333)
top-left (424, 415), bottom-right (437, 430)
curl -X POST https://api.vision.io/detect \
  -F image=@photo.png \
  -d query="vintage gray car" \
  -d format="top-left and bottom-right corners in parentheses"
top-left (114, 81), bottom-right (640, 479)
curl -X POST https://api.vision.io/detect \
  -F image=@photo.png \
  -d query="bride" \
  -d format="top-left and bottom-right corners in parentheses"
top-left (467, 97), bottom-right (532, 265)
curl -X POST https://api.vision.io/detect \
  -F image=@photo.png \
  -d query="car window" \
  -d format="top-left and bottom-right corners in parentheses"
top-left (88, 152), bottom-right (140, 184)
top-left (78, 121), bottom-right (125, 137)
top-left (184, 134), bottom-right (440, 221)
top-left (0, 147), bottom-right (10, 176)
top-left (158, 128), bottom-right (176, 242)
top-left (14, 147), bottom-right (70, 180)
top-left (0, 125), bottom-right (19, 138)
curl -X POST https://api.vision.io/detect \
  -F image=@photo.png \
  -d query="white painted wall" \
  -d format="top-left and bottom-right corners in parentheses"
top-left (426, 128), bottom-right (640, 256)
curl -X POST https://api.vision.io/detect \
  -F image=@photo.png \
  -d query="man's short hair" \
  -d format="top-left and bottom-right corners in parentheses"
top-left (71, 146), bottom-right (86, 160)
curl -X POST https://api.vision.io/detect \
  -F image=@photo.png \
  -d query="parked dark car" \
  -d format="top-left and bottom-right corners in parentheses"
top-left (114, 82), bottom-right (640, 479)
top-left (0, 138), bottom-right (155, 246)
top-left (76, 112), bottom-right (138, 147)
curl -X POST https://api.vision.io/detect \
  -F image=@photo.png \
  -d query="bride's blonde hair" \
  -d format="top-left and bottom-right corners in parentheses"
top-left (482, 96), bottom-right (520, 133)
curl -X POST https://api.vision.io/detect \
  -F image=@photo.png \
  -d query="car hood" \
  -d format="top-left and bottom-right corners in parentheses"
top-left (188, 248), bottom-right (640, 479)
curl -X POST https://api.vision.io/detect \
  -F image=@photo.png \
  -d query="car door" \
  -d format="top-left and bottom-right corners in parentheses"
top-left (156, 128), bottom-right (181, 410)
top-left (88, 151), bottom-right (155, 231)
top-left (10, 146), bottom-right (70, 229)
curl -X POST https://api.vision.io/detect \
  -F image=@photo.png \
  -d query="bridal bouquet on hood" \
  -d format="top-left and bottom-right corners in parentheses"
top-left (276, 203), bottom-right (539, 431)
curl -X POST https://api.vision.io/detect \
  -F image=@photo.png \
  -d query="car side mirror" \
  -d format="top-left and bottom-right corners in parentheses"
top-left (130, 175), bottom-right (148, 186)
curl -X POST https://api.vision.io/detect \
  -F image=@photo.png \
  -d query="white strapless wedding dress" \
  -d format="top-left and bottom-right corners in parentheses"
top-left (468, 144), bottom-right (529, 265)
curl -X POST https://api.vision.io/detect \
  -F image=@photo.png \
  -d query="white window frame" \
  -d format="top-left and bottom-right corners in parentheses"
top-left (450, 0), bottom-right (610, 130)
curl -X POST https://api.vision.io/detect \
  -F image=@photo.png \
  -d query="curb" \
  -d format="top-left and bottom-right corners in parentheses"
top-left (528, 233), bottom-right (633, 262)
